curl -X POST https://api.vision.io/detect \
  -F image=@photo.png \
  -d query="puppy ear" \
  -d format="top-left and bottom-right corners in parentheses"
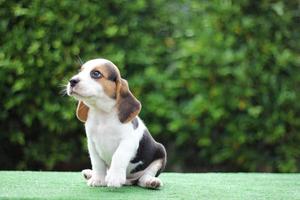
top-left (116, 78), bottom-right (141, 123)
top-left (76, 101), bottom-right (89, 122)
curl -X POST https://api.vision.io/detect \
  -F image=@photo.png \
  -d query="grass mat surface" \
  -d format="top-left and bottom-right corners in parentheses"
top-left (0, 171), bottom-right (299, 199)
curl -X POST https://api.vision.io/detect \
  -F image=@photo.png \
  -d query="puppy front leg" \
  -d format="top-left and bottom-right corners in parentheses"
top-left (105, 140), bottom-right (136, 187)
top-left (85, 139), bottom-right (107, 187)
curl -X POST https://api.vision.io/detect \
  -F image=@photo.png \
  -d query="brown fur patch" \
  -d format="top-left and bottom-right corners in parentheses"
top-left (116, 79), bottom-right (141, 123)
top-left (76, 101), bottom-right (89, 122)
top-left (92, 62), bottom-right (120, 99)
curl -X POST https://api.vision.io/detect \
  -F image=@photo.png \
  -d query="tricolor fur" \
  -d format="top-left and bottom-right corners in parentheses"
top-left (67, 58), bottom-right (166, 189)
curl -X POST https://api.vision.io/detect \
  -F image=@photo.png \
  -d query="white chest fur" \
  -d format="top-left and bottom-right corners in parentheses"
top-left (86, 109), bottom-right (120, 165)
top-left (85, 109), bottom-right (142, 167)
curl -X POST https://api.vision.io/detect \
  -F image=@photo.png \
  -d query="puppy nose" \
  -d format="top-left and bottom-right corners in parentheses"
top-left (69, 78), bottom-right (80, 87)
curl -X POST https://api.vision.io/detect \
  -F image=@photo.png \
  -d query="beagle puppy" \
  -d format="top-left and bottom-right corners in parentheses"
top-left (67, 58), bottom-right (166, 189)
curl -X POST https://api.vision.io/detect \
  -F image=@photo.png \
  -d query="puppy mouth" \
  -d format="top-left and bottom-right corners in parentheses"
top-left (67, 87), bottom-right (83, 97)
top-left (71, 91), bottom-right (81, 96)
top-left (69, 90), bottom-right (84, 98)
top-left (68, 88), bottom-right (92, 99)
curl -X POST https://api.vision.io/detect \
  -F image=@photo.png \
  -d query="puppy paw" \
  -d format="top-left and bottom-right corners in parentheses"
top-left (105, 170), bottom-right (126, 188)
top-left (87, 176), bottom-right (106, 187)
top-left (138, 176), bottom-right (163, 189)
top-left (146, 177), bottom-right (162, 189)
top-left (82, 169), bottom-right (93, 180)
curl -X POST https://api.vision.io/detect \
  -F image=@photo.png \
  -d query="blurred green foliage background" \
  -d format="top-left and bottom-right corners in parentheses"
top-left (0, 0), bottom-right (299, 172)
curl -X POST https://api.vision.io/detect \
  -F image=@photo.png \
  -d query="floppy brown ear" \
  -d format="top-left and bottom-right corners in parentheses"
top-left (76, 101), bottom-right (89, 122)
top-left (116, 78), bottom-right (141, 123)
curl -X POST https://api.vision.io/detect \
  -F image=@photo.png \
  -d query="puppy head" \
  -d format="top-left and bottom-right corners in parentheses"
top-left (67, 58), bottom-right (141, 123)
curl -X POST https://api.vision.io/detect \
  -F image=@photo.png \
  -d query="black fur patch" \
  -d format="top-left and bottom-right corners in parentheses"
top-left (131, 117), bottom-right (139, 129)
top-left (104, 62), bottom-right (118, 82)
top-left (130, 129), bottom-right (167, 176)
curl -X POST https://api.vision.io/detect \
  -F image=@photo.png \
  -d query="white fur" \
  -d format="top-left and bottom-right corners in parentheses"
top-left (67, 59), bottom-right (161, 188)
top-left (85, 108), bottom-right (145, 187)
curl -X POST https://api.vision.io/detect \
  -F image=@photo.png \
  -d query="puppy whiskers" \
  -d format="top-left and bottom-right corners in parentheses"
top-left (59, 87), bottom-right (68, 96)
top-left (58, 80), bottom-right (69, 96)
top-left (76, 55), bottom-right (84, 65)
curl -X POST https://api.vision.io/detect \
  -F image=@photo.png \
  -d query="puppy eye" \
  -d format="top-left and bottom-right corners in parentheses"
top-left (90, 70), bottom-right (102, 79)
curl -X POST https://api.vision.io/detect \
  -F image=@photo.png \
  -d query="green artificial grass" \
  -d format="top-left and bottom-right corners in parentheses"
top-left (0, 171), bottom-right (299, 200)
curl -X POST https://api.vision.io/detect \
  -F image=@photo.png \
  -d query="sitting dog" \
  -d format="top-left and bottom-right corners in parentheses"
top-left (67, 58), bottom-right (167, 189)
